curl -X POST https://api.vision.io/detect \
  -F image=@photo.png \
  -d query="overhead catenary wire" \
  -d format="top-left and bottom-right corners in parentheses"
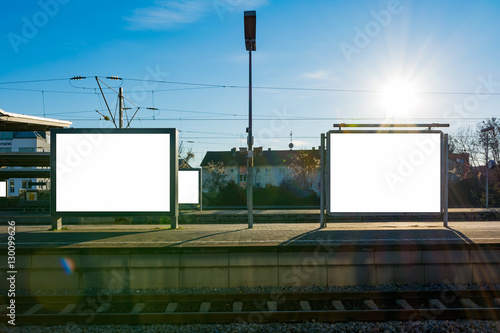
top-left (3, 76), bottom-right (500, 96)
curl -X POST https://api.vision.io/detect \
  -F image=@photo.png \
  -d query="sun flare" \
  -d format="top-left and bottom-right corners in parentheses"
top-left (380, 81), bottom-right (419, 118)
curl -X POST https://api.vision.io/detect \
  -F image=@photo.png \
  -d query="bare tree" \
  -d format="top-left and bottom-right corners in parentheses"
top-left (449, 126), bottom-right (481, 175)
top-left (202, 161), bottom-right (229, 193)
top-left (477, 117), bottom-right (500, 180)
top-left (285, 150), bottom-right (320, 189)
top-left (178, 141), bottom-right (195, 169)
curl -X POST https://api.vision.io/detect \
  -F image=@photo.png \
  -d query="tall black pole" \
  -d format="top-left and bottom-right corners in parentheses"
top-left (247, 48), bottom-right (253, 228)
top-left (244, 10), bottom-right (256, 229)
top-left (118, 87), bottom-right (123, 129)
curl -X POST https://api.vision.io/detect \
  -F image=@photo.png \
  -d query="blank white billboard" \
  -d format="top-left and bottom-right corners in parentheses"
top-left (52, 129), bottom-right (177, 215)
top-left (0, 181), bottom-right (6, 197)
top-left (329, 132), bottom-right (441, 213)
top-left (179, 169), bottom-right (200, 205)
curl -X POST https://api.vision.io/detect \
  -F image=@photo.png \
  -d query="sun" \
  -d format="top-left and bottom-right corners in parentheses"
top-left (379, 80), bottom-right (419, 118)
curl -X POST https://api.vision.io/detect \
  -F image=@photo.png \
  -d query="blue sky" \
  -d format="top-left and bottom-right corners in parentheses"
top-left (2, 0), bottom-right (500, 166)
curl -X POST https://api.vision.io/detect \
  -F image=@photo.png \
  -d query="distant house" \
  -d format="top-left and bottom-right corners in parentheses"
top-left (448, 152), bottom-right (471, 182)
top-left (471, 165), bottom-right (499, 184)
top-left (200, 147), bottom-right (321, 192)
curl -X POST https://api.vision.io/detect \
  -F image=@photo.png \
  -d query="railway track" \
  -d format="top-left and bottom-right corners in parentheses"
top-left (2, 289), bottom-right (500, 326)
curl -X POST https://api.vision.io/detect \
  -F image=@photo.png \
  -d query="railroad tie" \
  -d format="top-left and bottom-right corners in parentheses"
top-left (130, 303), bottom-right (146, 313)
top-left (24, 304), bottom-right (43, 315)
top-left (429, 299), bottom-right (446, 310)
top-left (165, 302), bottom-right (178, 313)
top-left (494, 298), bottom-right (500, 307)
top-left (331, 300), bottom-right (345, 311)
top-left (97, 303), bottom-right (111, 313)
top-left (267, 301), bottom-right (278, 312)
top-left (59, 304), bottom-right (77, 314)
top-left (233, 302), bottom-right (243, 312)
top-left (459, 298), bottom-right (479, 308)
top-left (364, 300), bottom-right (379, 310)
top-left (395, 299), bottom-right (414, 310)
top-left (199, 302), bottom-right (211, 312)
top-left (299, 301), bottom-right (311, 311)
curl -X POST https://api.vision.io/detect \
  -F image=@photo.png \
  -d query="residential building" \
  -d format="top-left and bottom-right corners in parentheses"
top-left (201, 147), bottom-right (321, 193)
top-left (448, 152), bottom-right (471, 182)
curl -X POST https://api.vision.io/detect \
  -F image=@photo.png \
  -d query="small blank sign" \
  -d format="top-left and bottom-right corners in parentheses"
top-left (0, 181), bottom-right (6, 197)
top-left (179, 169), bottom-right (200, 205)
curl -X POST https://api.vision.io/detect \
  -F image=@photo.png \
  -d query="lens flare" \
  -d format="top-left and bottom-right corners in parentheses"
top-left (60, 257), bottom-right (75, 274)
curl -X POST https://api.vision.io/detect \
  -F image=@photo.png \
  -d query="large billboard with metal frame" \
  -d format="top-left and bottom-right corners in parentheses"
top-left (50, 128), bottom-right (178, 217)
top-left (327, 130), bottom-right (443, 214)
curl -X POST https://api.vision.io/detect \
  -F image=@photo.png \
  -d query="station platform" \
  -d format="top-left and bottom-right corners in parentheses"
top-left (1, 222), bottom-right (500, 291)
top-left (3, 207), bottom-right (500, 225)
top-left (2, 221), bottom-right (500, 249)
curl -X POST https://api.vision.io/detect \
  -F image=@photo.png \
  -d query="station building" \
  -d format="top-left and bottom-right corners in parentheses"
top-left (0, 131), bottom-right (50, 198)
top-left (0, 108), bottom-right (71, 204)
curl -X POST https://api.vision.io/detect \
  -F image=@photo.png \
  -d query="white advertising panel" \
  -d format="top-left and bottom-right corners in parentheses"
top-left (179, 169), bottom-right (200, 205)
top-left (329, 132), bottom-right (441, 213)
top-left (52, 129), bottom-right (177, 216)
top-left (0, 181), bottom-right (6, 197)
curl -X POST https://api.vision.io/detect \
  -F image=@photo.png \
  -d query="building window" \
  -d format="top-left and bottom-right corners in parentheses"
top-left (0, 148), bottom-right (12, 152)
top-left (0, 132), bottom-right (13, 140)
top-left (265, 168), bottom-right (271, 174)
top-left (279, 168), bottom-right (286, 174)
top-left (9, 180), bottom-right (15, 193)
top-left (19, 147), bottom-right (36, 152)
top-left (457, 158), bottom-right (465, 164)
top-left (239, 175), bottom-right (247, 182)
top-left (255, 168), bottom-right (260, 174)
top-left (230, 168), bottom-right (234, 173)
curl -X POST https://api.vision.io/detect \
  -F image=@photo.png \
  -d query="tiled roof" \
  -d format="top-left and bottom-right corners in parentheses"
top-left (13, 131), bottom-right (46, 139)
top-left (200, 149), bottom-right (320, 167)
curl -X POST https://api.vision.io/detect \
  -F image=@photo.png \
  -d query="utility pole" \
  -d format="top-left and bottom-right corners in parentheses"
top-left (118, 87), bottom-right (124, 129)
top-left (244, 11), bottom-right (256, 229)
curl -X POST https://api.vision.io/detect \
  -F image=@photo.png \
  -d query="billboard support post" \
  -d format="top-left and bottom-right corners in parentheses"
top-left (444, 133), bottom-right (449, 227)
top-left (320, 133), bottom-right (326, 228)
top-left (172, 130), bottom-right (179, 229)
top-left (51, 217), bottom-right (62, 230)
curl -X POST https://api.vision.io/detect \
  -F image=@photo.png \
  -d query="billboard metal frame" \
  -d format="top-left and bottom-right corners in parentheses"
top-left (324, 129), bottom-right (448, 223)
top-left (50, 128), bottom-right (178, 219)
top-left (179, 168), bottom-right (202, 210)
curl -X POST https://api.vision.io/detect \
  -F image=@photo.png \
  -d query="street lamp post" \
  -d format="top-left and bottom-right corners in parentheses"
top-left (481, 126), bottom-right (494, 208)
top-left (244, 11), bottom-right (256, 229)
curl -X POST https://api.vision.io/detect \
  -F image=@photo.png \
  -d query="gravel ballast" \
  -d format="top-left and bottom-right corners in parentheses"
top-left (2, 320), bottom-right (500, 333)
top-left (3, 283), bottom-right (500, 332)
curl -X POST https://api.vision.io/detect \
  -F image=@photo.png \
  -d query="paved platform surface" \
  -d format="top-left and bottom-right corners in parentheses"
top-left (1, 221), bottom-right (500, 249)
